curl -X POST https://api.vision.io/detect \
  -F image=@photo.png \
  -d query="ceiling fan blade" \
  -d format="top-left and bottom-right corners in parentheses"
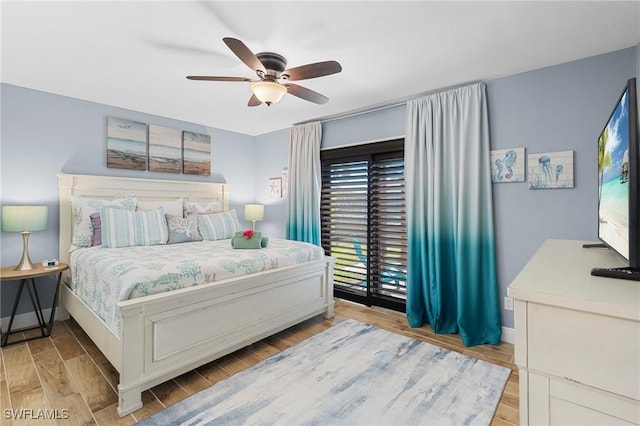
top-left (248, 94), bottom-right (262, 107)
top-left (285, 83), bottom-right (329, 104)
top-left (283, 61), bottom-right (342, 81)
top-left (186, 76), bottom-right (254, 82)
top-left (223, 37), bottom-right (266, 74)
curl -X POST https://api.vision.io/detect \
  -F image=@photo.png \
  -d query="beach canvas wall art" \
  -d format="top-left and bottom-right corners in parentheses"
top-left (149, 125), bottom-right (182, 173)
top-left (528, 150), bottom-right (574, 189)
top-left (183, 131), bottom-right (211, 175)
top-left (106, 117), bottom-right (147, 170)
top-left (491, 147), bottom-right (525, 183)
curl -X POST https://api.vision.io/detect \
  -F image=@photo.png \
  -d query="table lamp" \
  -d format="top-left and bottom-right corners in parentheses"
top-left (244, 204), bottom-right (264, 231)
top-left (1, 205), bottom-right (48, 271)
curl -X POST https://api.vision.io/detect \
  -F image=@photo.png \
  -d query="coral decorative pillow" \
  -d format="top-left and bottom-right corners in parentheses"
top-left (70, 195), bottom-right (137, 251)
top-left (166, 213), bottom-right (203, 244)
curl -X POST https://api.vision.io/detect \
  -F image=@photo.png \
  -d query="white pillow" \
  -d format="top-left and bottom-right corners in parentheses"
top-left (137, 198), bottom-right (184, 217)
top-left (184, 200), bottom-right (223, 215)
top-left (197, 209), bottom-right (242, 241)
top-left (100, 207), bottom-right (168, 248)
top-left (70, 195), bottom-right (137, 251)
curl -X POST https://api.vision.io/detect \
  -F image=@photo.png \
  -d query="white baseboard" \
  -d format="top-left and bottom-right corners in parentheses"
top-left (501, 326), bottom-right (515, 344)
top-left (1, 309), bottom-right (52, 333)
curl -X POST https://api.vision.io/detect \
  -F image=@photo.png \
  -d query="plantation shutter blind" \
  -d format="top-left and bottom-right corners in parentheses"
top-left (371, 154), bottom-right (407, 299)
top-left (320, 159), bottom-right (369, 291)
top-left (321, 139), bottom-right (407, 307)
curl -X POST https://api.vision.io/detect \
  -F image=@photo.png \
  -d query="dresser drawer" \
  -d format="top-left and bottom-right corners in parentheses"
top-left (527, 303), bottom-right (640, 400)
top-left (550, 378), bottom-right (639, 424)
top-left (525, 372), bottom-right (639, 425)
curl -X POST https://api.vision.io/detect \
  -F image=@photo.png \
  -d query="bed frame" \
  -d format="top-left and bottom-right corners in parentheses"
top-left (57, 173), bottom-right (335, 416)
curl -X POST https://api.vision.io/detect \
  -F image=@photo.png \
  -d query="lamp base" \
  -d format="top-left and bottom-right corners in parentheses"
top-left (14, 232), bottom-right (35, 271)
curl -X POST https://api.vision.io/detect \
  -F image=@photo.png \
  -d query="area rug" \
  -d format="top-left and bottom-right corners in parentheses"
top-left (137, 319), bottom-right (510, 425)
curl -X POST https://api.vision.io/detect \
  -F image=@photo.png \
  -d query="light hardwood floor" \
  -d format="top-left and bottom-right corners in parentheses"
top-left (1, 299), bottom-right (518, 425)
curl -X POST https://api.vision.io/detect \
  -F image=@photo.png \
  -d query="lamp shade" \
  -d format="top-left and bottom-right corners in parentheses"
top-left (2, 206), bottom-right (48, 232)
top-left (250, 81), bottom-right (287, 105)
top-left (244, 204), bottom-right (265, 222)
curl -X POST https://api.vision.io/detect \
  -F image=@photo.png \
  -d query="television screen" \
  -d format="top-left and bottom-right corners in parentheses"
top-left (597, 86), bottom-right (631, 260)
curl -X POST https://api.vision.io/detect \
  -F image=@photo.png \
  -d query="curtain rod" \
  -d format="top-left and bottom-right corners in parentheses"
top-left (293, 81), bottom-right (481, 127)
top-left (293, 101), bottom-right (406, 126)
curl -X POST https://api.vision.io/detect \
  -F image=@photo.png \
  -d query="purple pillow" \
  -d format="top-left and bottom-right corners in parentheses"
top-left (90, 212), bottom-right (102, 246)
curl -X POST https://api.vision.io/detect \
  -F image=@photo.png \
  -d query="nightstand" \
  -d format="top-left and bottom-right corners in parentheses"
top-left (1, 263), bottom-right (69, 347)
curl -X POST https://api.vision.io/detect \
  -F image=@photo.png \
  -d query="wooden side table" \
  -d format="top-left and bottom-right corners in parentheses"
top-left (1, 263), bottom-right (69, 347)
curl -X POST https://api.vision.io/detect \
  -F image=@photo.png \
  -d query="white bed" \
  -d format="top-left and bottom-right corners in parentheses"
top-left (57, 173), bottom-right (335, 416)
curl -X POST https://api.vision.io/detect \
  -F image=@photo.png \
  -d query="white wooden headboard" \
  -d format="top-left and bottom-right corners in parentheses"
top-left (58, 173), bottom-right (230, 264)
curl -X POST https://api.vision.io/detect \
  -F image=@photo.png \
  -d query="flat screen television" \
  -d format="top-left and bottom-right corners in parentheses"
top-left (590, 77), bottom-right (640, 281)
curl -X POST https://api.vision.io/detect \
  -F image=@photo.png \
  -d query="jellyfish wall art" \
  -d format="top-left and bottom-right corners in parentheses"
top-left (528, 150), bottom-right (574, 189)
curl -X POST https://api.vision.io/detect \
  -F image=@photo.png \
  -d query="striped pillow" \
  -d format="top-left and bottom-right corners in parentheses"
top-left (100, 207), bottom-right (168, 248)
top-left (197, 209), bottom-right (242, 241)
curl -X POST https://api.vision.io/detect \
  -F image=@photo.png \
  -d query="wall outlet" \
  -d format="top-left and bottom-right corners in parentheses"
top-left (504, 296), bottom-right (514, 311)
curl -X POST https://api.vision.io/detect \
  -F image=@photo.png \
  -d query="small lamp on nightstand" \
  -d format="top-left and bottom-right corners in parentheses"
top-left (1, 205), bottom-right (48, 271)
top-left (244, 204), bottom-right (264, 231)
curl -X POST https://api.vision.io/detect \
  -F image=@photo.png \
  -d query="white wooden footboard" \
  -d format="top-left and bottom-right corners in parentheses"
top-left (117, 257), bottom-right (334, 415)
top-left (61, 256), bottom-right (334, 416)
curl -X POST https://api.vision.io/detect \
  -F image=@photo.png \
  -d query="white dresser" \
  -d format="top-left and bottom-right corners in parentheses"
top-left (508, 239), bottom-right (640, 425)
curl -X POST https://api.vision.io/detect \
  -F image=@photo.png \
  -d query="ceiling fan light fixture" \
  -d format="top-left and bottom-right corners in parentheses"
top-left (250, 81), bottom-right (287, 106)
top-left (187, 38), bottom-right (341, 106)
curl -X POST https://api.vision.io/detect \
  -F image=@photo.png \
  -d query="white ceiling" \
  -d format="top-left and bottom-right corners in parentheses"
top-left (2, 1), bottom-right (639, 136)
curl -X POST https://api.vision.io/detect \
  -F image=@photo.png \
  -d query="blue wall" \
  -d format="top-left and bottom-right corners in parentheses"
top-left (1, 46), bottom-right (637, 330)
top-left (488, 47), bottom-right (636, 328)
top-left (253, 47), bottom-right (637, 329)
top-left (0, 85), bottom-right (255, 317)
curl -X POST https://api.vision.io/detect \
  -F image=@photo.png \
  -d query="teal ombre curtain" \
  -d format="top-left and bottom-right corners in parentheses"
top-left (285, 122), bottom-right (322, 244)
top-left (404, 83), bottom-right (501, 346)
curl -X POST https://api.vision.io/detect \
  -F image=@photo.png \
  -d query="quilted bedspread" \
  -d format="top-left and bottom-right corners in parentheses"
top-left (69, 238), bottom-right (325, 333)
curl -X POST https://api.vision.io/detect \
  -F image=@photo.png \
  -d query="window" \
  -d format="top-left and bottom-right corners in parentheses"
top-left (320, 139), bottom-right (407, 312)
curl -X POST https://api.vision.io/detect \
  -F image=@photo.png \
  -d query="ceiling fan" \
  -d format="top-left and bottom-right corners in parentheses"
top-left (186, 37), bottom-right (342, 107)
